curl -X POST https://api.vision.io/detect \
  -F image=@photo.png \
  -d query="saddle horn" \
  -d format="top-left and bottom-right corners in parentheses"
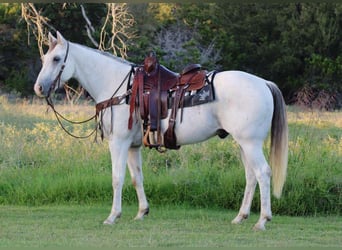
top-left (144, 51), bottom-right (158, 74)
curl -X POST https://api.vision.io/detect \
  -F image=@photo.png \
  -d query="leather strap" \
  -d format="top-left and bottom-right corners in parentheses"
top-left (96, 95), bottom-right (127, 117)
top-left (164, 86), bottom-right (185, 149)
top-left (128, 69), bottom-right (143, 129)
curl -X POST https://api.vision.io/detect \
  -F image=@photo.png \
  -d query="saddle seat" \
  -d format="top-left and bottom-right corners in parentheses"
top-left (143, 64), bottom-right (179, 92)
top-left (128, 52), bottom-right (207, 151)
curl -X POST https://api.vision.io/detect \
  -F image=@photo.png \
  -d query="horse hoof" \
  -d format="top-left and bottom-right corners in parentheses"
top-left (103, 212), bottom-right (121, 225)
top-left (103, 219), bottom-right (115, 225)
top-left (231, 214), bottom-right (248, 224)
top-left (253, 223), bottom-right (266, 231)
top-left (231, 218), bottom-right (242, 225)
top-left (134, 207), bottom-right (149, 220)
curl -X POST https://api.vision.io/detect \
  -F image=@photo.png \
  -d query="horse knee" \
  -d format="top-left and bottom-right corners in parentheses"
top-left (112, 174), bottom-right (124, 189)
top-left (131, 177), bottom-right (137, 187)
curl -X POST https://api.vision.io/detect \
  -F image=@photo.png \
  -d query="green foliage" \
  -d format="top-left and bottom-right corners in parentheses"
top-left (4, 68), bottom-right (29, 95)
top-left (1, 3), bottom-right (341, 106)
top-left (0, 3), bottom-right (39, 94)
top-left (273, 122), bottom-right (341, 215)
top-left (306, 54), bottom-right (342, 90)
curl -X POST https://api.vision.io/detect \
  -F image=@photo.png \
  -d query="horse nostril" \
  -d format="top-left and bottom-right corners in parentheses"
top-left (34, 84), bottom-right (45, 96)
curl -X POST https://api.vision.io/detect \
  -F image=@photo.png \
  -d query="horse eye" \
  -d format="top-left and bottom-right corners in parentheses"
top-left (53, 56), bottom-right (61, 63)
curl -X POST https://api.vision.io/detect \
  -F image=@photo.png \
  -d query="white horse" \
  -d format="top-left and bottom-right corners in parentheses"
top-left (34, 31), bottom-right (288, 230)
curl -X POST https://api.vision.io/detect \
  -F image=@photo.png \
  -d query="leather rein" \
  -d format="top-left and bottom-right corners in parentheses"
top-left (45, 41), bottom-right (135, 140)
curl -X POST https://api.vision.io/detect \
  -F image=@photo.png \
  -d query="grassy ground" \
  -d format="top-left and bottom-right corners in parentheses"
top-left (0, 204), bottom-right (341, 248)
top-left (0, 95), bottom-right (341, 248)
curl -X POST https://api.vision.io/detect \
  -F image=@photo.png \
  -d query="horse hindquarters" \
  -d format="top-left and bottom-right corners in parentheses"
top-left (213, 71), bottom-right (282, 230)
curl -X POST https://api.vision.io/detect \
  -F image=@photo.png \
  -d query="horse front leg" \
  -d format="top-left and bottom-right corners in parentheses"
top-left (127, 146), bottom-right (149, 220)
top-left (103, 140), bottom-right (129, 225)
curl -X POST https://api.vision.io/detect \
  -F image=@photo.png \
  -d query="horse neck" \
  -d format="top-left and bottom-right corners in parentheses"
top-left (69, 43), bottom-right (132, 103)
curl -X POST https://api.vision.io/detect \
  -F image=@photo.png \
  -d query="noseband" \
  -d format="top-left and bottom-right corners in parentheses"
top-left (47, 41), bottom-right (70, 98)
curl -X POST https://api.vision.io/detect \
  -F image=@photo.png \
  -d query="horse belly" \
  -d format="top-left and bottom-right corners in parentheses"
top-left (161, 104), bottom-right (219, 145)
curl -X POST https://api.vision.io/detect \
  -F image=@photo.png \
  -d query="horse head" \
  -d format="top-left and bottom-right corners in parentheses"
top-left (34, 31), bottom-right (73, 97)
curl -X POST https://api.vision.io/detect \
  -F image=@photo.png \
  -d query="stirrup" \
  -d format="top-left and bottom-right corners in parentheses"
top-left (143, 126), bottom-right (167, 153)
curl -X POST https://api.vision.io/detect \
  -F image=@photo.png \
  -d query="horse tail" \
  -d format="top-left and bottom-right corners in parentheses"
top-left (266, 81), bottom-right (288, 198)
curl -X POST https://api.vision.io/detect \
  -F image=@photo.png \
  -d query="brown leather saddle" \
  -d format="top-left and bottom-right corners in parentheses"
top-left (128, 51), bottom-right (211, 151)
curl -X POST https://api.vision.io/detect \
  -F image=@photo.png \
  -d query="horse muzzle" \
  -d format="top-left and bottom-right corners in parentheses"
top-left (34, 82), bottom-right (55, 97)
top-left (34, 83), bottom-right (46, 97)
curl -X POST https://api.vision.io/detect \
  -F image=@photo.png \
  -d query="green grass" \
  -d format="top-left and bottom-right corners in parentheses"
top-left (0, 204), bottom-right (341, 248)
top-left (0, 95), bottom-right (341, 217)
top-left (0, 95), bottom-right (341, 247)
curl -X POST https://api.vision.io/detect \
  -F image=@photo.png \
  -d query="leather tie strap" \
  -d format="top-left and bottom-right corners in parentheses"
top-left (128, 69), bottom-right (143, 129)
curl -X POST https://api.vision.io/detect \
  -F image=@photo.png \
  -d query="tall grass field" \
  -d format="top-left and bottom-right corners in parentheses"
top-left (0, 95), bottom-right (341, 217)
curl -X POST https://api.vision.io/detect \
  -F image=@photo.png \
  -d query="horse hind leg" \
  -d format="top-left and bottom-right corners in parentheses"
top-left (231, 146), bottom-right (257, 225)
top-left (234, 140), bottom-right (272, 230)
top-left (127, 146), bottom-right (149, 220)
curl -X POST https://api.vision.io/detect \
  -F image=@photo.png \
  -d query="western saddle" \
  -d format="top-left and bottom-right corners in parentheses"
top-left (128, 51), bottom-right (210, 151)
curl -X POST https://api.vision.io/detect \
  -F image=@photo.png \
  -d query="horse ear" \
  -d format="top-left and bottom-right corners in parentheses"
top-left (56, 31), bottom-right (67, 46)
top-left (48, 32), bottom-right (57, 52)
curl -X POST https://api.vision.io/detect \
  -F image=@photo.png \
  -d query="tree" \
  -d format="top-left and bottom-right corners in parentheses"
top-left (21, 3), bottom-right (135, 58)
top-left (127, 3), bottom-right (222, 71)
top-left (0, 3), bottom-right (37, 95)
top-left (1, 3), bottom-right (341, 108)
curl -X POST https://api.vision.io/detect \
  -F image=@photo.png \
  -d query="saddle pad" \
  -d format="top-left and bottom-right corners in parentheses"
top-left (168, 83), bottom-right (215, 109)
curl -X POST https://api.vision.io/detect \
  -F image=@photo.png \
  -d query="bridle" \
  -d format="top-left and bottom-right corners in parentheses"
top-left (44, 40), bottom-right (135, 141)
top-left (47, 41), bottom-right (70, 99)
top-left (45, 41), bottom-right (97, 139)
